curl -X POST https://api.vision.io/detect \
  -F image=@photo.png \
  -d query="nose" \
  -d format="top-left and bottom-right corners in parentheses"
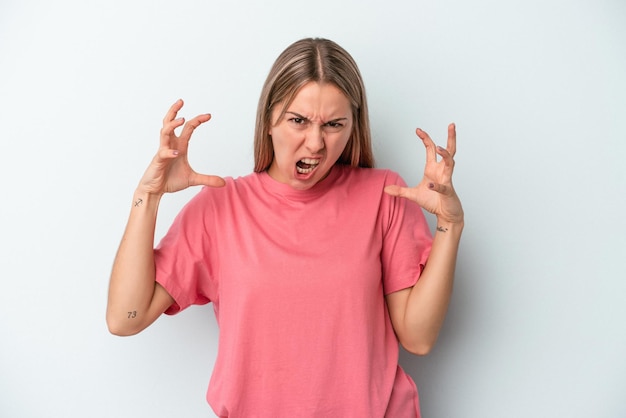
top-left (304, 126), bottom-right (325, 153)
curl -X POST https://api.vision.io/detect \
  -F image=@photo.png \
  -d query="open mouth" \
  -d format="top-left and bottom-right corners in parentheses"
top-left (296, 158), bottom-right (320, 174)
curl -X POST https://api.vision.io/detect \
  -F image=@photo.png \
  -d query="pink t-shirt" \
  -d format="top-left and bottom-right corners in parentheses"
top-left (154, 165), bottom-right (432, 418)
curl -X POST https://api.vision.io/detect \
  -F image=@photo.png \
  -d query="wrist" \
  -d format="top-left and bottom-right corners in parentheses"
top-left (132, 189), bottom-right (162, 209)
top-left (435, 218), bottom-right (464, 233)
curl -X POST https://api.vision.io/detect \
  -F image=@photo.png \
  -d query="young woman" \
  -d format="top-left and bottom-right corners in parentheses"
top-left (107, 37), bottom-right (464, 417)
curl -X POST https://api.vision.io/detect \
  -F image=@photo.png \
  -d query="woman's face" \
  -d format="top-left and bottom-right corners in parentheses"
top-left (268, 82), bottom-right (353, 190)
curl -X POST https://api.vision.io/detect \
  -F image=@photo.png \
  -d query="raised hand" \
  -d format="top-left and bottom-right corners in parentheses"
top-left (384, 123), bottom-right (464, 225)
top-left (137, 99), bottom-right (225, 196)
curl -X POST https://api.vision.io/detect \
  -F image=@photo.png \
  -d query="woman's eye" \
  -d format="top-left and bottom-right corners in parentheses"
top-left (290, 117), bottom-right (306, 125)
top-left (323, 121), bottom-right (344, 132)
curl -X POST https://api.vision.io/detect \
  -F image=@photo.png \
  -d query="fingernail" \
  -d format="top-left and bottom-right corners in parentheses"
top-left (172, 150), bottom-right (179, 156)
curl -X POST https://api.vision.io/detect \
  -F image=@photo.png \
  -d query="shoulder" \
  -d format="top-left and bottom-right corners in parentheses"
top-left (336, 165), bottom-right (407, 189)
top-left (178, 172), bottom-right (261, 214)
top-left (196, 172), bottom-right (260, 198)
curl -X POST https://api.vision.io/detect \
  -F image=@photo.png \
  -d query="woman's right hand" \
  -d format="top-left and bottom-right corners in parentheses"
top-left (138, 99), bottom-right (226, 195)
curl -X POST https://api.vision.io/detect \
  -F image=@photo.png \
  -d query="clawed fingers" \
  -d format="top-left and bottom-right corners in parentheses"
top-left (446, 123), bottom-right (457, 158)
top-left (163, 99), bottom-right (185, 125)
top-left (160, 99), bottom-right (212, 151)
top-left (414, 124), bottom-right (458, 197)
top-left (190, 173), bottom-right (226, 188)
top-left (160, 99), bottom-right (186, 147)
top-left (179, 113), bottom-right (212, 141)
top-left (416, 128), bottom-right (438, 163)
top-left (155, 146), bottom-right (180, 161)
top-left (160, 117), bottom-right (185, 144)
top-left (388, 123), bottom-right (461, 219)
top-left (416, 123), bottom-right (457, 161)
top-left (436, 145), bottom-right (455, 172)
top-left (384, 184), bottom-right (405, 197)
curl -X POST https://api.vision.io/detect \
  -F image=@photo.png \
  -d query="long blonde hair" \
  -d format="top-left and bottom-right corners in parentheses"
top-left (253, 38), bottom-right (374, 172)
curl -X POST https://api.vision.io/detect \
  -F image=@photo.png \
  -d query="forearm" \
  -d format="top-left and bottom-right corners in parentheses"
top-left (106, 191), bottom-right (162, 335)
top-left (400, 219), bottom-right (463, 353)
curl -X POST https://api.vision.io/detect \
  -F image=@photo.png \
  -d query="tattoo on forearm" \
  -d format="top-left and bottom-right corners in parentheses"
top-left (134, 198), bottom-right (143, 207)
top-left (127, 311), bottom-right (137, 319)
top-left (437, 225), bottom-right (448, 233)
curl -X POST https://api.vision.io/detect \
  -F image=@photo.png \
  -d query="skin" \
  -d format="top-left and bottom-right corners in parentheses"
top-left (106, 99), bottom-right (224, 335)
top-left (267, 82), bottom-right (353, 190)
top-left (107, 92), bottom-right (464, 356)
top-left (384, 124), bottom-right (464, 354)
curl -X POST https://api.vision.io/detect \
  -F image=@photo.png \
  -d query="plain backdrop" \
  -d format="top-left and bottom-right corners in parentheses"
top-left (1, 0), bottom-right (625, 417)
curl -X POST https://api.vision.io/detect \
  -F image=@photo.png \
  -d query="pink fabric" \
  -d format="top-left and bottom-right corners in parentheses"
top-left (154, 165), bottom-right (431, 417)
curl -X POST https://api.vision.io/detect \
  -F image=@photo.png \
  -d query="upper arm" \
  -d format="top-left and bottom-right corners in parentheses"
top-left (385, 287), bottom-right (412, 344)
top-left (148, 282), bottom-right (176, 321)
top-left (108, 283), bottom-right (175, 336)
top-left (133, 282), bottom-right (175, 334)
top-left (385, 285), bottom-right (433, 355)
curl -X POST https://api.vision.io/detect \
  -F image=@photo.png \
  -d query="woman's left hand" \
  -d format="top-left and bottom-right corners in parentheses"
top-left (385, 123), bottom-right (464, 225)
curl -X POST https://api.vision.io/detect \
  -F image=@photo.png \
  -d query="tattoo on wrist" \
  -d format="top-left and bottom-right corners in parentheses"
top-left (134, 198), bottom-right (143, 207)
top-left (127, 311), bottom-right (137, 319)
top-left (437, 225), bottom-right (448, 233)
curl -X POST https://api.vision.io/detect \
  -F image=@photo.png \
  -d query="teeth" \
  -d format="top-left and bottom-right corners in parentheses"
top-left (296, 158), bottom-right (320, 174)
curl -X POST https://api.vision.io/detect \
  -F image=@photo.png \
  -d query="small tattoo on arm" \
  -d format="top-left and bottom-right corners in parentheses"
top-left (134, 198), bottom-right (143, 207)
top-left (437, 225), bottom-right (448, 233)
top-left (127, 311), bottom-right (137, 319)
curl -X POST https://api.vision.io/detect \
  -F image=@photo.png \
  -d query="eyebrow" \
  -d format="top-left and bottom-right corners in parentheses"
top-left (285, 111), bottom-right (349, 123)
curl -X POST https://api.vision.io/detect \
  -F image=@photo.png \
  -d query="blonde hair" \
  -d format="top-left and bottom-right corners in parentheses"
top-left (253, 38), bottom-right (374, 172)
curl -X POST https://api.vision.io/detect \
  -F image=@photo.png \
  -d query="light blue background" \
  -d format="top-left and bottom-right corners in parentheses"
top-left (1, 0), bottom-right (624, 416)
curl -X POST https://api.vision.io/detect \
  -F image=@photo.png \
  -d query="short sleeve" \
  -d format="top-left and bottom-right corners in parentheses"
top-left (380, 173), bottom-right (433, 295)
top-left (154, 188), bottom-right (217, 314)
